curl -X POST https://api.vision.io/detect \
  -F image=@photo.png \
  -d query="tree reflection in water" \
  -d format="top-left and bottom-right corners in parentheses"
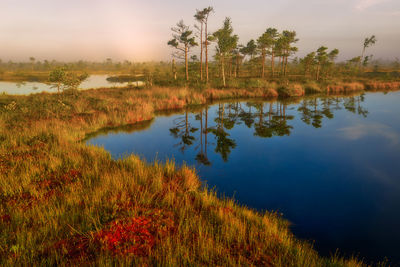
top-left (169, 110), bottom-right (198, 153)
top-left (169, 94), bottom-right (368, 164)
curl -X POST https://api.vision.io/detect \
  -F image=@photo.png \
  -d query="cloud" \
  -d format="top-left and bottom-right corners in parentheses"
top-left (338, 123), bottom-right (399, 145)
top-left (355, 0), bottom-right (389, 10)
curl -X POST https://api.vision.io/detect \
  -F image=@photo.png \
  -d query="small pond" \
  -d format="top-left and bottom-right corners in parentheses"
top-left (87, 91), bottom-right (400, 264)
top-left (0, 75), bottom-right (144, 95)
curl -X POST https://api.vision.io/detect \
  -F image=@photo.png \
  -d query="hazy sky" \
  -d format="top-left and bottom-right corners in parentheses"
top-left (0, 0), bottom-right (399, 62)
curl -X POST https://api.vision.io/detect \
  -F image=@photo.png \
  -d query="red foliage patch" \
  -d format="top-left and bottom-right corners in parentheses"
top-left (94, 217), bottom-right (155, 256)
top-left (51, 211), bottom-right (175, 261)
top-left (94, 209), bottom-right (175, 256)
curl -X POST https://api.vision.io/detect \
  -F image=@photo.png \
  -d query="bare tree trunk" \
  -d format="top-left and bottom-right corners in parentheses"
top-left (228, 56), bottom-right (232, 78)
top-left (261, 50), bottom-right (266, 78)
top-left (200, 23), bottom-right (203, 81)
top-left (284, 53), bottom-right (288, 76)
top-left (283, 54), bottom-right (286, 76)
top-left (172, 58), bottom-right (177, 80)
top-left (271, 52), bottom-right (275, 77)
top-left (282, 56), bottom-right (286, 75)
top-left (205, 21), bottom-right (209, 83)
top-left (316, 64), bottom-right (321, 81)
top-left (235, 55), bottom-right (240, 78)
top-left (360, 47), bottom-right (365, 70)
top-left (185, 45), bottom-right (189, 81)
top-left (221, 56), bottom-right (226, 87)
top-left (304, 63), bottom-right (308, 77)
top-left (234, 57), bottom-right (237, 78)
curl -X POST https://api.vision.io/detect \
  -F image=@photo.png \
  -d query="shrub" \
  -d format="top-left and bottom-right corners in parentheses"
top-left (304, 81), bottom-right (322, 93)
top-left (277, 83), bottom-right (305, 97)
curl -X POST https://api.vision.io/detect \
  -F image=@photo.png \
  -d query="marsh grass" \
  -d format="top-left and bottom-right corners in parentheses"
top-left (0, 82), bottom-right (398, 266)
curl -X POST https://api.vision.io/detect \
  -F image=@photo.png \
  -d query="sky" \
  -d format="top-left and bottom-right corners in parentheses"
top-left (0, 0), bottom-right (399, 62)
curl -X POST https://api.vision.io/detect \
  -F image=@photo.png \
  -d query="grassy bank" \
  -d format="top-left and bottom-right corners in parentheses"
top-left (1, 82), bottom-right (397, 266)
top-left (0, 71), bottom-right (51, 82)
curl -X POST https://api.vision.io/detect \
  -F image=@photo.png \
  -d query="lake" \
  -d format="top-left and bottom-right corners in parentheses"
top-left (0, 74), bottom-right (144, 95)
top-left (87, 91), bottom-right (400, 264)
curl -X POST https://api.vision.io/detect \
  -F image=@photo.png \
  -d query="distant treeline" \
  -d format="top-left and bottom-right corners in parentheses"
top-left (0, 59), bottom-right (166, 74)
top-left (0, 58), bottom-right (399, 79)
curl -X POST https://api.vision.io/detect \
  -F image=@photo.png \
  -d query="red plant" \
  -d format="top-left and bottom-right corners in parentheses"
top-left (50, 211), bottom-right (174, 261)
top-left (94, 217), bottom-right (155, 256)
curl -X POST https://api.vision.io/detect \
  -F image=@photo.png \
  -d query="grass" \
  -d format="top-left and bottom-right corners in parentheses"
top-left (0, 81), bottom-right (398, 266)
top-left (0, 71), bottom-right (50, 82)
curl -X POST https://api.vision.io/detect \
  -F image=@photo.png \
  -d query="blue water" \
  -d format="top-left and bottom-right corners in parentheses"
top-left (87, 91), bottom-right (400, 264)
